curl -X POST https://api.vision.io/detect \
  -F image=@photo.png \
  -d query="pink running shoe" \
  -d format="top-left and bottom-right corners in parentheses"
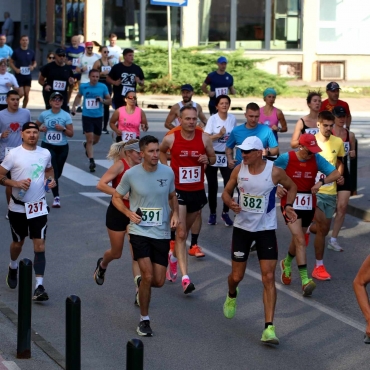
top-left (166, 252), bottom-right (178, 282)
top-left (182, 278), bottom-right (195, 294)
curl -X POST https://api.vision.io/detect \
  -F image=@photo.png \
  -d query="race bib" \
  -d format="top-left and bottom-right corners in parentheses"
top-left (25, 199), bottom-right (48, 219)
top-left (101, 66), bottom-right (111, 72)
top-left (85, 98), bottom-right (99, 109)
top-left (343, 142), bottom-right (350, 155)
top-left (5, 147), bottom-right (14, 156)
top-left (293, 193), bottom-right (312, 210)
top-left (122, 86), bottom-right (135, 96)
top-left (53, 80), bottom-right (66, 91)
top-left (20, 66), bottom-right (30, 75)
top-left (46, 131), bottom-right (63, 144)
top-left (241, 194), bottom-right (265, 213)
top-left (315, 172), bottom-right (333, 187)
top-left (121, 131), bottom-right (135, 143)
top-left (305, 127), bottom-right (319, 135)
top-left (212, 154), bottom-right (227, 167)
top-left (215, 87), bottom-right (228, 97)
top-left (0, 94), bottom-right (6, 104)
top-left (179, 166), bottom-right (201, 184)
top-left (72, 58), bottom-right (80, 66)
top-left (140, 207), bottom-right (163, 226)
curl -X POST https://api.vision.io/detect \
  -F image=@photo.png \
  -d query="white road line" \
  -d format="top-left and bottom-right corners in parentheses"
top-left (80, 192), bottom-right (111, 207)
top-left (95, 159), bottom-right (113, 169)
top-left (2, 362), bottom-right (21, 370)
top-left (62, 163), bottom-right (100, 186)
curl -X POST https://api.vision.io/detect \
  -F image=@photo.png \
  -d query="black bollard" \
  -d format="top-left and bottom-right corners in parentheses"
top-left (126, 339), bottom-right (144, 370)
top-left (350, 139), bottom-right (358, 195)
top-left (66, 295), bottom-right (81, 370)
top-left (17, 258), bottom-right (33, 359)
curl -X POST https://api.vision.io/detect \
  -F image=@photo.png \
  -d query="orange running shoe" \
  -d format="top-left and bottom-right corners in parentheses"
top-left (188, 244), bottom-right (205, 258)
top-left (312, 265), bottom-right (331, 281)
top-left (279, 259), bottom-right (292, 285)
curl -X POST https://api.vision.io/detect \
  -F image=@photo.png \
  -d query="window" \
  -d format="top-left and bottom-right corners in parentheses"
top-left (65, 0), bottom-right (85, 45)
top-left (55, 0), bottom-right (63, 44)
top-left (199, 0), bottom-right (231, 49)
top-left (39, 0), bottom-right (47, 40)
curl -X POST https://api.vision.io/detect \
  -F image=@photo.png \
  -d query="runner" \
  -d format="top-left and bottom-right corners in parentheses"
top-left (107, 48), bottom-right (144, 110)
top-left (259, 87), bottom-right (287, 141)
top-left (93, 46), bottom-right (113, 134)
top-left (112, 135), bottom-right (179, 336)
top-left (328, 106), bottom-right (356, 251)
top-left (0, 90), bottom-right (30, 214)
top-left (291, 90), bottom-right (322, 148)
top-left (0, 34), bottom-right (12, 61)
top-left (95, 139), bottom-right (142, 305)
top-left (204, 94), bottom-right (236, 226)
top-left (221, 136), bottom-right (297, 345)
top-left (320, 82), bottom-right (351, 129)
top-left (106, 33), bottom-right (122, 65)
top-left (201, 56), bottom-right (236, 115)
top-left (274, 134), bottom-right (340, 296)
top-left (38, 48), bottom-right (74, 112)
top-left (109, 90), bottom-right (148, 143)
top-left (353, 255), bottom-right (370, 342)
top-left (308, 111), bottom-right (345, 280)
top-left (0, 121), bottom-right (56, 301)
top-left (9, 35), bottom-right (36, 108)
top-left (164, 84), bottom-right (207, 129)
top-left (36, 92), bottom-right (74, 208)
top-left (0, 59), bottom-right (18, 110)
top-left (77, 41), bottom-right (100, 86)
top-left (159, 106), bottom-right (216, 293)
top-left (71, 69), bottom-right (111, 172)
top-left (226, 102), bottom-right (278, 169)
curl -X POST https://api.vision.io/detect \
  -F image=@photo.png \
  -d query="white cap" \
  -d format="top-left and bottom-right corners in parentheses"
top-left (236, 136), bottom-right (264, 151)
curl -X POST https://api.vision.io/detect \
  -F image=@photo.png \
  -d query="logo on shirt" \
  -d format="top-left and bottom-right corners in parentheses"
top-left (179, 150), bottom-right (188, 157)
top-left (120, 72), bottom-right (135, 86)
top-left (157, 179), bottom-right (168, 187)
top-left (304, 172), bottom-right (313, 178)
top-left (240, 178), bottom-right (248, 181)
top-left (9, 122), bottom-right (20, 132)
top-left (191, 151), bottom-right (199, 157)
top-left (293, 171), bottom-right (302, 178)
top-left (332, 150), bottom-right (336, 153)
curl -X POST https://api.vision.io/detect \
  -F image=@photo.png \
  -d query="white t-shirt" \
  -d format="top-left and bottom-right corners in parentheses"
top-left (204, 113), bottom-right (237, 152)
top-left (1, 145), bottom-right (52, 213)
top-left (0, 72), bottom-right (19, 94)
top-left (107, 45), bottom-right (122, 65)
top-left (80, 54), bottom-right (100, 83)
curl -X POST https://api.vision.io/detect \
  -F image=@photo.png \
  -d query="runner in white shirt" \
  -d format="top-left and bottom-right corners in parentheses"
top-left (204, 94), bottom-right (236, 226)
top-left (107, 33), bottom-right (122, 65)
top-left (78, 42), bottom-right (100, 84)
top-left (0, 59), bottom-right (19, 110)
top-left (0, 122), bottom-right (56, 302)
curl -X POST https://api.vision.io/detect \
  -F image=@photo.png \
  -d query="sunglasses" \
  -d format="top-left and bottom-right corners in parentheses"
top-left (48, 56), bottom-right (55, 59)
top-left (87, 47), bottom-right (93, 49)
top-left (126, 96), bottom-right (137, 100)
top-left (57, 54), bottom-right (66, 57)
top-left (241, 149), bottom-right (258, 154)
top-left (103, 51), bottom-right (109, 54)
top-left (51, 97), bottom-right (63, 102)
top-left (322, 123), bottom-right (334, 128)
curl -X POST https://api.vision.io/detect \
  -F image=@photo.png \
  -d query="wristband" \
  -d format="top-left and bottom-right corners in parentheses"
top-left (284, 203), bottom-right (293, 210)
top-left (319, 178), bottom-right (325, 186)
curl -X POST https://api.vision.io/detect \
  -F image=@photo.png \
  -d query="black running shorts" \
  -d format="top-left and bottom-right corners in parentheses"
top-left (106, 201), bottom-right (130, 232)
top-left (176, 188), bottom-right (207, 213)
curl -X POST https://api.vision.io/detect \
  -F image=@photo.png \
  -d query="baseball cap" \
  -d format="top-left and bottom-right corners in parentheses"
top-left (180, 84), bottom-right (193, 92)
top-left (85, 41), bottom-right (93, 47)
top-left (50, 92), bottom-right (64, 100)
top-left (236, 136), bottom-right (264, 151)
top-left (217, 56), bottom-right (227, 64)
top-left (22, 122), bottom-right (39, 132)
top-left (55, 48), bottom-right (66, 55)
top-left (299, 134), bottom-right (322, 153)
top-left (332, 106), bottom-right (346, 117)
top-left (326, 82), bottom-right (341, 91)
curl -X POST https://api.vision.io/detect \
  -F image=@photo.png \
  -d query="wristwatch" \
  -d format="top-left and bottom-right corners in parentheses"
top-left (63, 128), bottom-right (66, 132)
top-left (319, 178), bottom-right (325, 186)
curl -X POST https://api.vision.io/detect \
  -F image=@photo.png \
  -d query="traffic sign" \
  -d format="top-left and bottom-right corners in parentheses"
top-left (150, 0), bottom-right (188, 7)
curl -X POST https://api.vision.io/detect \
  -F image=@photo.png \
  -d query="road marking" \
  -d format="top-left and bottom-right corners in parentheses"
top-left (80, 192), bottom-right (111, 207)
top-left (2, 362), bottom-right (21, 370)
top-left (62, 163), bottom-right (100, 186)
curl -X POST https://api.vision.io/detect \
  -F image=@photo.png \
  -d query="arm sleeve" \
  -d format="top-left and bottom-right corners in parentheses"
top-left (37, 112), bottom-right (45, 124)
top-left (230, 75), bottom-right (234, 87)
top-left (315, 154), bottom-right (336, 175)
top-left (273, 153), bottom-right (289, 170)
top-left (204, 74), bottom-right (211, 85)
top-left (108, 65), bottom-right (116, 79)
top-left (137, 66), bottom-right (144, 80)
top-left (337, 140), bottom-right (345, 157)
top-left (11, 75), bottom-right (19, 88)
top-left (267, 129), bottom-right (278, 148)
top-left (65, 111), bottom-right (73, 125)
top-left (116, 171), bottom-right (130, 196)
top-left (1, 151), bottom-right (14, 171)
top-left (226, 129), bottom-right (236, 149)
top-left (204, 116), bottom-right (214, 134)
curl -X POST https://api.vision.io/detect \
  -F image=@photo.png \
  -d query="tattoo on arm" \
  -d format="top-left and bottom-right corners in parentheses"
top-left (0, 176), bottom-right (8, 186)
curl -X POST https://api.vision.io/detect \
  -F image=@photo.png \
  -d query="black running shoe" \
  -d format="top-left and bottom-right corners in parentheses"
top-left (89, 160), bottom-right (96, 173)
top-left (93, 258), bottom-right (106, 285)
top-left (33, 285), bottom-right (49, 301)
top-left (137, 320), bottom-right (153, 337)
top-left (6, 266), bottom-right (18, 289)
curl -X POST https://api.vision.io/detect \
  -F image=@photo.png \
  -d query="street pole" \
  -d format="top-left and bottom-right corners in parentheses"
top-left (167, 6), bottom-right (172, 79)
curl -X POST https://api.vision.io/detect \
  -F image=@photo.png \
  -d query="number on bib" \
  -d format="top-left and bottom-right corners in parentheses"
top-left (293, 193), bottom-right (312, 210)
top-left (121, 131), bottom-right (135, 143)
top-left (315, 172), bottom-right (333, 187)
top-left (241, 194), bottom-right (265, 213)
top-left (179, 166), bottom-right (201, 184)
top-left (25, 199), bottom-right (48, 219)
top-left (305, 128), bottom-right (319, 135)
top-left (215, 87), bottom-right (228, 97)
top-left (140, 208), bottom-right (163, 226)
top-left (72, 58), bottom-right (80, 66)
top-left (53, 80), bottom-right (66, 91)
top-left (0, 94), bottom-right (6, 104)
top-left (101, 66), bottom-right (111, 72)
top-left (343, 142), bottom-right (350, 155)
top-left (85, 98), bottom-right (99, 109)
top-left (212, 154), bottom-right (227, 167)
top-left (20, 66), bottom-right (30, 75)
top-left (122, 86), bottom-right (135, 96)
top-left (46, 131), bottom-right (62, 144)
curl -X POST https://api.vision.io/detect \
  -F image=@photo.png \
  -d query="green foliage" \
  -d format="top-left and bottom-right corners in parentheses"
top-left (134, 46), bottom-right (288, 96)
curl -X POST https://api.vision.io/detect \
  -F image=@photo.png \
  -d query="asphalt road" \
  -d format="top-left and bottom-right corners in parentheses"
top-left (0, 111), bottom-right (369, 369)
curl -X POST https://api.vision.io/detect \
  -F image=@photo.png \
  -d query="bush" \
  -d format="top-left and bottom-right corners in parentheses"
top-left (134, 46), bottom-right (288, 96)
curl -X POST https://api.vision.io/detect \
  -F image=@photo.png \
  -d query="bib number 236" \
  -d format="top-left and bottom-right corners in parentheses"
top-left (179, 166), bottom-right (201, 183)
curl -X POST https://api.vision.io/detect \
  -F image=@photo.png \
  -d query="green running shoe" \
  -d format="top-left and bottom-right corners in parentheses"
top-left (261, 325), bottom-right (279, 345)
top-left (223, 287), bottom-right (239, 319)
top-left (302, 279), bottom-right (316, 297)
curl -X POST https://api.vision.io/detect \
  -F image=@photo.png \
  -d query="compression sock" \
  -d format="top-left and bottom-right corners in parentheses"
top-left (190, 234), bottom-right (199, 247)
top-left (284, 252), bottom-right (295, 268)
top-left (298, 264), bottom-right (310, 285)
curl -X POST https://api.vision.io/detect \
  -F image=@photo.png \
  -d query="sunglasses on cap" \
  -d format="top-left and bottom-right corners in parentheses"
top-left (126, 96), bottom-right (137, 100)
top-left (241, 149), bottom-right (258, 154)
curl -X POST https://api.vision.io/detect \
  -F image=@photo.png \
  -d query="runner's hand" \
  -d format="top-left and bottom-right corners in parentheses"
top-left (311, 182), bottom-right (321, 194)
top-left (170, 213), bottom-right (179, 228)
top-left (55, 124), bottom-right (65, 131)
top-left (276, 186), bottom-right (287, 198)
top-left (219, 127), bottom-right (226, 136)
top-left (198, 154), bottom-right (209, 164)
top-left (337, 176), bottom-right (344, 185)
top-left (48, 179), bottom-right (56, 189)
top-left (17, 179), bottom-right (31, 190)
top-left (39, 126), bottom-right (47, 132)
top-left (129, 211), bottom-right (142, 224)
top-left (284, 206), bottom-right (297, 224)
top-left (1, 130), bottom-right (10, 138)
top-left (44, 85), bottom-right (51, 92)
top-left (228, 159), bottom-right (237, 169)
top-left (229, 199), bottom-right (241, 214)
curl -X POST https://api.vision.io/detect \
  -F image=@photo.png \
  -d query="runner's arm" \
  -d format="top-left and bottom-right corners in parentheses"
top-left (103, 93), bottom-right (112, 106)
top-left (203, 134), bottom-right (216, 165)
top-left (106, 75), bottom-right (120, 86)
top-left (346, 114), bottom-right (352, 130)
top-left (97, 161), bottom-right (124, 196)
top-left (38, 72), bottom-right (46, 87)
top-left (290, 119), bottom-right (304, 148)
top-left (229, 86), bottom-right (236, 95)
top-left (9, 58), bottom-right (20, 74)
top-left (221, 166), bottom-right (241, 214)
top-left (169, 190), bottom-right (179, 228)
top-left (277, 109), bottom-right (288, 132)
top-left (164, 106), bottom-right (178, 130)
top-left (109, 109), bottom-right (121, 135)
top-left (197, 105), bottom-right (208, 127)
top-left (140, 110), bottom-right (148, 131)
top-left (159, 135), bottom-right (173, 165)
top-left (349, 131), bottom-right (356, 158)
top-left (201, 81), bottom-right (209, 95)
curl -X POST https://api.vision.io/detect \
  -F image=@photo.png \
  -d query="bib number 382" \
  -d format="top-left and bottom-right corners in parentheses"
top-left (25, 199), bottom-right (48, 219)
top-left (241, 194), bottom-right (265, 213)
top-left (179, 166), bottom-right (201, 183)
top-left (140, 208), bottom-right (163, 226)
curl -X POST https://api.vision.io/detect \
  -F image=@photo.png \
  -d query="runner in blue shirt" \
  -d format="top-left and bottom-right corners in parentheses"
top-left (0, 35), bottom-right (13, 60)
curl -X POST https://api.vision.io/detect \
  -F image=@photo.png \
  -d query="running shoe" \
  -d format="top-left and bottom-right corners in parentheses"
top-left (102, 129), bottom-right (109, 135)
top-left (52, 196), bottom-right (61, 208)
top-left (5, 213), bottom-right (9, 220)
top-left (250, 241), bottom-right (257, 252)
top-left (208, 213), bottom-right (217, 225)
top-left (134, 275), bottom-right (141, 306)
top-left (89, 160), bottom-right (96, 173)
top-left (137, 320), bottom-right (153, 337)
top-left (312, 265), bottom-right (331, 281)
top-left (302, 279), bottom-right (316, 297)
top-left (223, 287), bottom-right (239, 319)
top-left (364, 334), bottom-right (370, 344)
top-left (188, 244), bottom-right (205, 258)
top-left (261, 325), bottom-right (279, 345)
top-left (221, 212), bottom-right (233, 226)
top-left (32, 285), bottom-right (49, 301)
top-left (82, 141), bottom-right (87, 157)
top-left (327, 240), bottom-right (343, 252)
top-left (6, 266), bottom-right (17, 289)
top-left (93, 258), bottom-right (106, 285)
top-left (279, 259), bottom-right (292, 285)
top-left (169, 240), bottom-right (175, 252)
top-left (166, 252), bottom-right (177, 282)
top-left (76, 106), bottom-right (82, 113)
top-left (182, 278), bottom-right (195, 294)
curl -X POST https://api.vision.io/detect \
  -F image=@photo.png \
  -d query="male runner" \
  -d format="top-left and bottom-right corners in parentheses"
top-left (274, 134), bottom-right (340, 296)
top-left (222, 136), bottom-right (297, 345)
top-left (107, 33), bottom-right (122, 65)
top-left (0, 34), bottom-right (13, 61)
top-left (0, 122), bottom-right (56, 301)
top-left (0, 59), bottom-right (18, 110)
top-left (320, 82), bottom-right (351, 129)
top-left (78, 41), bottom-right (100, 85)
top-left (112, 135), bottom-right (179, 337)
top-left (160, 106), bottom-right (216, 293)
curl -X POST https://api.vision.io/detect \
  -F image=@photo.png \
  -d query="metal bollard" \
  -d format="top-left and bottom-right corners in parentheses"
top-left (126, 339), bottom-right (144, 370)
top-left (350, 139), bottom-right (358, 195)
top-left (17, 258), bottom-right (33, 359)
top-left (66, 295), bottom-right (81, 370)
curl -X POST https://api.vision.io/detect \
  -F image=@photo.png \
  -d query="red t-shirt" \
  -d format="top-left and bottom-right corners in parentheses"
top-left (320, 99), bottom-right (351, 116)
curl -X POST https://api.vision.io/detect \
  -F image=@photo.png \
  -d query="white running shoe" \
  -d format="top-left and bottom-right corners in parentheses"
top-left (327, 239), bottom-right (343, 252)
top-left (52, 197), bottom-right (61, 208)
